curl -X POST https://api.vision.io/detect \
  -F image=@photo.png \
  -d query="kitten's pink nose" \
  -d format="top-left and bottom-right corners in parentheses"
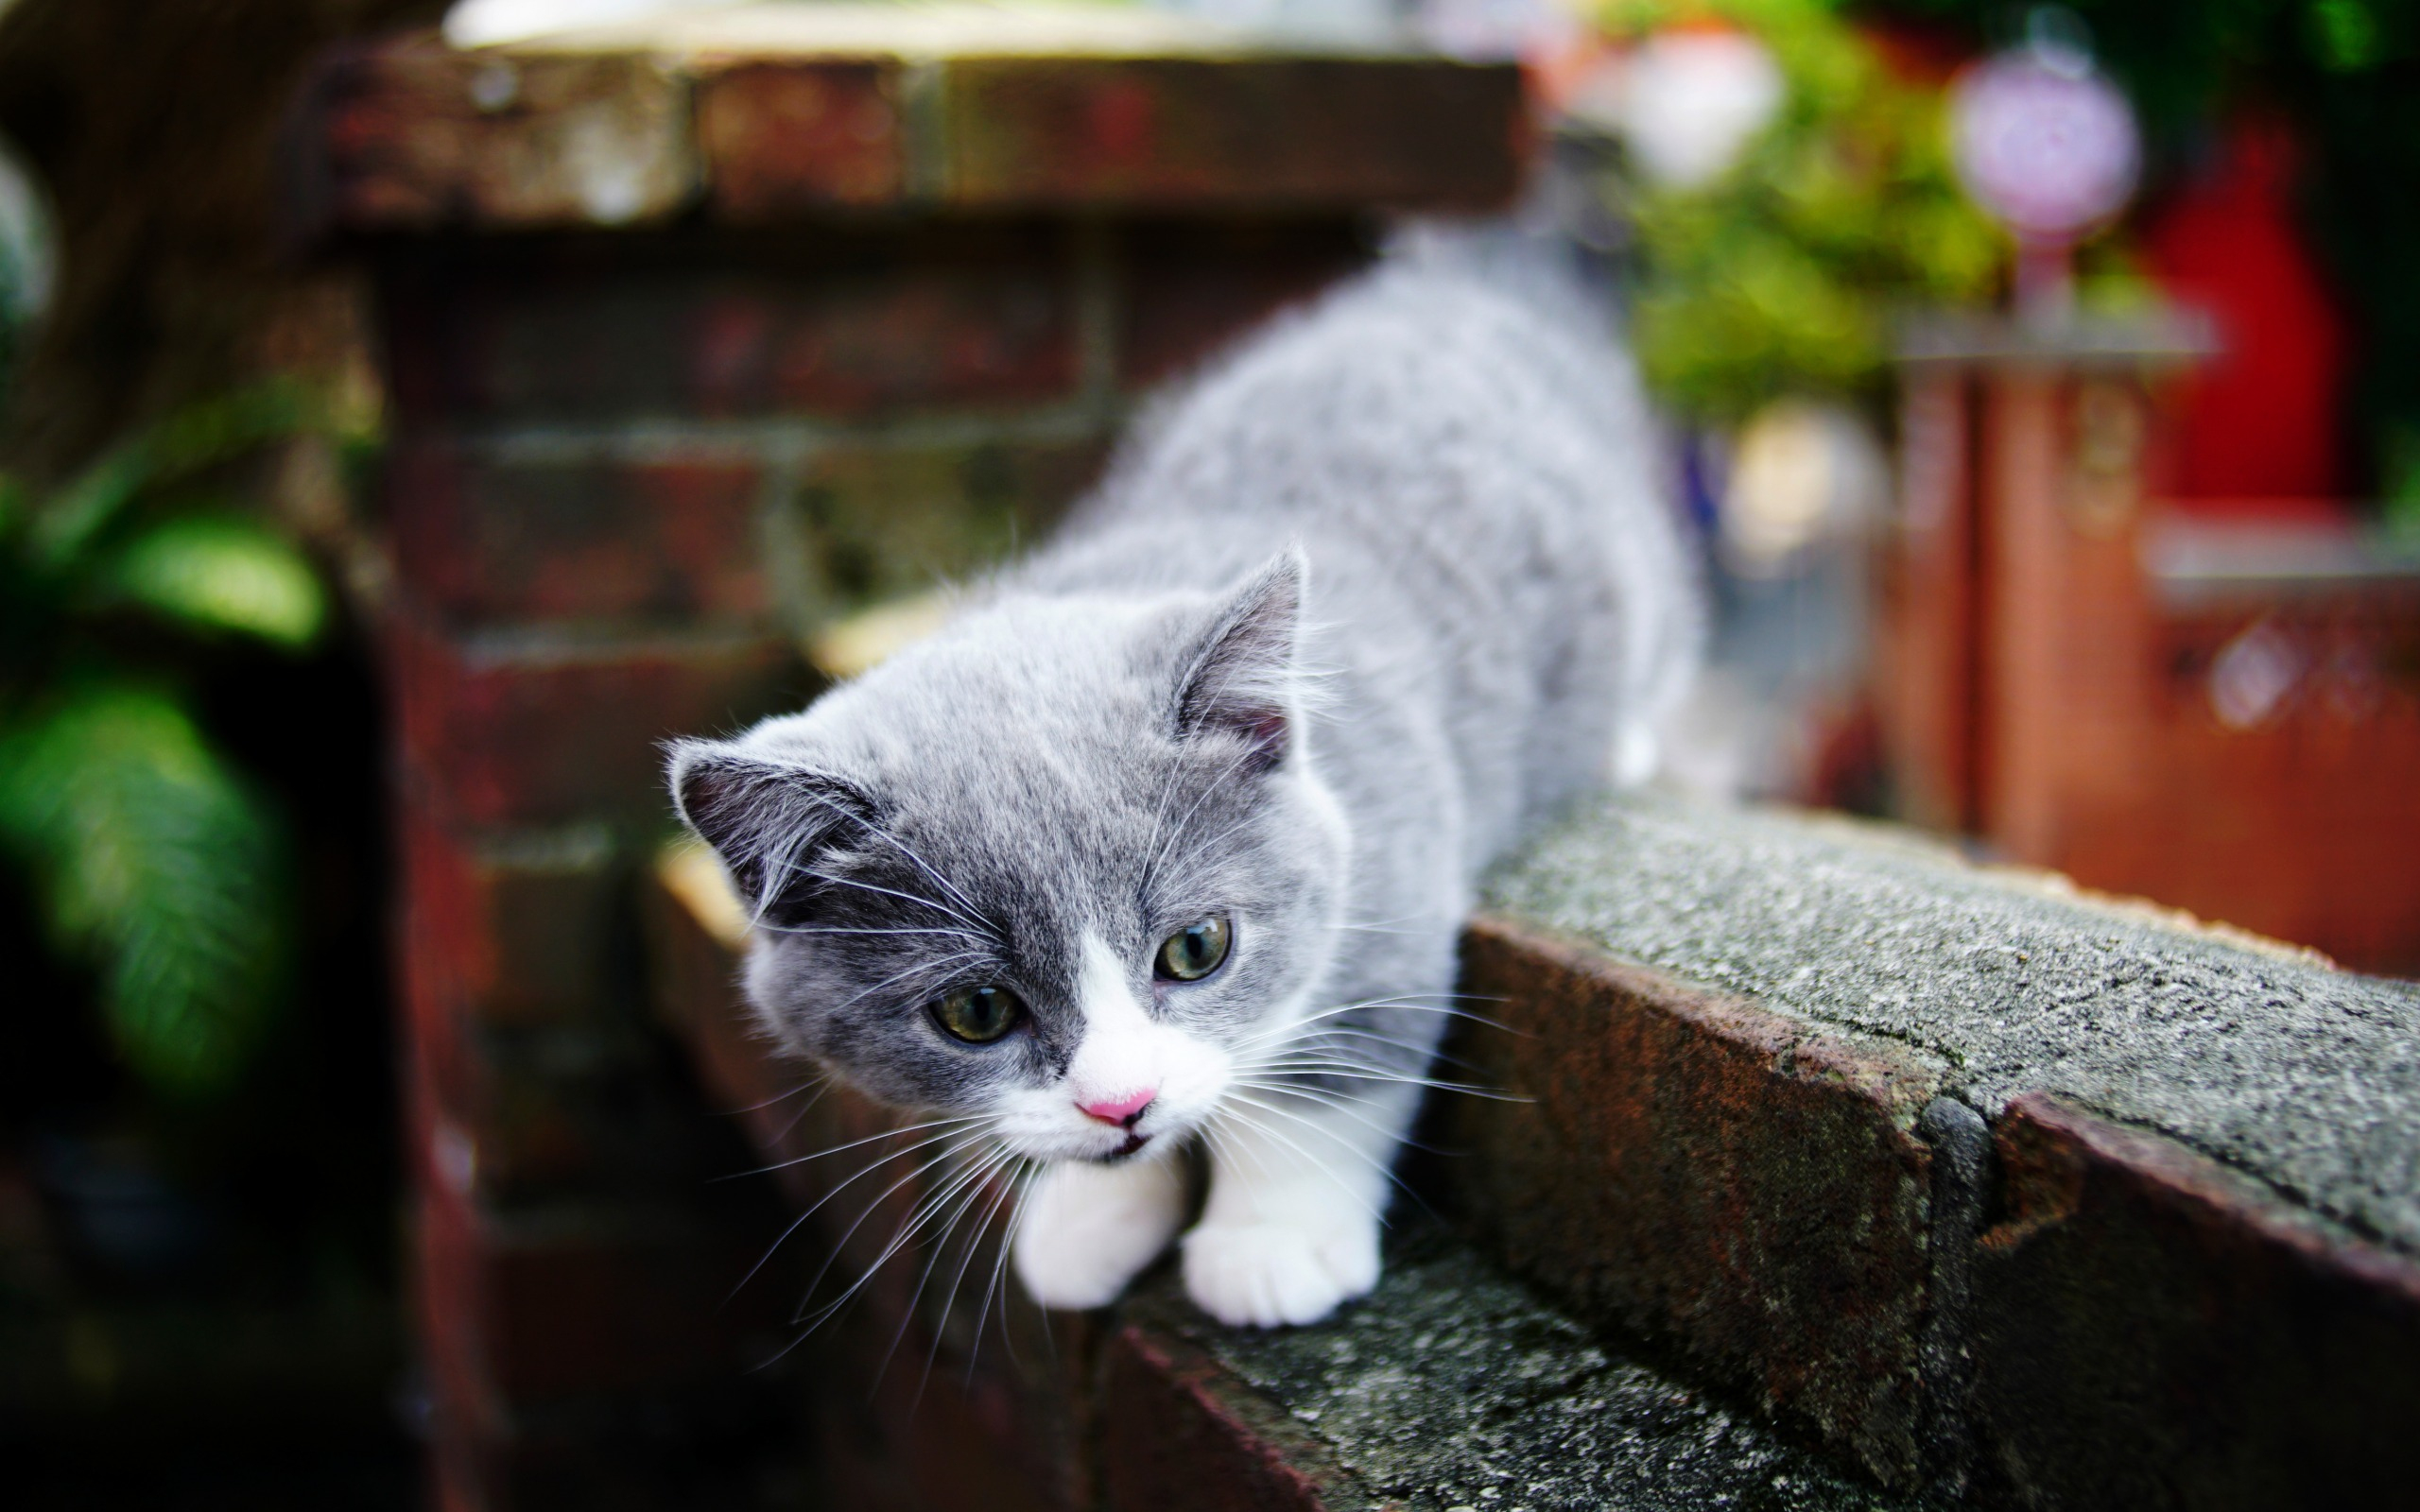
top-left (1077, 1088), bottom-right (1157, 1128)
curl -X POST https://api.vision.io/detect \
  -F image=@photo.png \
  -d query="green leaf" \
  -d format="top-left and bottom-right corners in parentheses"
top-left (26, 382), bottom-right (315, 575)
top-left (1600, 0), bottom-right (2003, 421)
top-left (100, 514), bottom-right (326, 649)
top-left (0, 686), bottom-right (291, 1098)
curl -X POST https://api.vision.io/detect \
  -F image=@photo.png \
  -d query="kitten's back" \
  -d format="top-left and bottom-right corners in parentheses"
top-left (1019, 233), bottom-right (1699, 870)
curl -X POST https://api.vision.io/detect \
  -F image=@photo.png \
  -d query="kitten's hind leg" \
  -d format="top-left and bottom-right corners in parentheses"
top-left (1011, 1151), bottom-right (1188, 1312)
top-left (1183, 1081), bottom-right (1414, 1328)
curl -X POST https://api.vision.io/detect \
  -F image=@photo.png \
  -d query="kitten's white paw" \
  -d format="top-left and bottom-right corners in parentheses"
top-left (1181, 1212), bottom-right (1380, 1328)
top-left (1012, 1157), bottom-right (1186, 1312)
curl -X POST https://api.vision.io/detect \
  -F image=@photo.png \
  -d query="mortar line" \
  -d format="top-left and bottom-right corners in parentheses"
top-left (460, 403), bottom-right (1127, 465)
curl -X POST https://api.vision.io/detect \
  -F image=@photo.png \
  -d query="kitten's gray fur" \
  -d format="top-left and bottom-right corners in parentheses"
top-left (669, 225), bottom-right (1700, 1328)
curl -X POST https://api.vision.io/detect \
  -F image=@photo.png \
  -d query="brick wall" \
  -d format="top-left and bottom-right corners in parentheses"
top-left (368, 212), bottom-right (1368, 1507)
top-left (291, 19), bottom-right (1523, 1500)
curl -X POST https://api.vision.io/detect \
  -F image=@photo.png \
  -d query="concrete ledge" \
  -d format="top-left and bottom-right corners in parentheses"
top-left (1970, 1093), bottom-right (2420, 1507)
top-left (1450, 919), bottom-right (1943, 1486)
top-left (642, 785), bottom-right (2420, 1506)
top-left (290, 4), bottom-right (1526, 233)
top-left (1458, 791), bottom-right (2420, 1503)
top-left (1112, 1236), bottom-right (1910, 1512)
top-left (643, 840), bottom-right (1914, 1511)
top-left (1481, 793), bottom-right (2420, 1254)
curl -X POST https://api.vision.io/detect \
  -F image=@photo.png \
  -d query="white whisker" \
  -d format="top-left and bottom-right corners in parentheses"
top-left (796, 865), bottom-right (997, 939)
top-left (1233, 994), bottom-right (1513, 1052)
top-left (1258, 1024), bottom-right (1489, 1076)
top-left (821, 949), bottom-right (987, 1017)
top-left (755, 921), bottom-right (992, 943)
top-left (915, 1156), bottom-right (1023, 1403)
top-left (879, 1142), bottom-right (1020, 1389)
top-left (719, 1110), bottom-right (991, 1181)
top-left (1242, 1058), bottom-right (1529, 1101)
top-left (729, 1120), bottom-right (994, 1308)
top-left (806, 1138), bottom-right (1014, 1339)
top-left (1225, 1078), bottom-right (1436, 1149)
top-left (970, 1160), bottom-right (1041, 1383)
top-left (1211, 1096), bottom-right (1392, 1221)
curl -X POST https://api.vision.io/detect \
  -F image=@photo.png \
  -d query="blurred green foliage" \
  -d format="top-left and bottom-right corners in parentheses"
top-left (0, 383), bottom-right (330, 1099)
top-left (1870, 0), bottom-right (2420, 505)
top-left (1594, 0), bottom-right (2005, 421)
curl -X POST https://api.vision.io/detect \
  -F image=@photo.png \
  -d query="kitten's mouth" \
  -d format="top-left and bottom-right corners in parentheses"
top-left (1098, 1130), bottom-right (1151, 1162)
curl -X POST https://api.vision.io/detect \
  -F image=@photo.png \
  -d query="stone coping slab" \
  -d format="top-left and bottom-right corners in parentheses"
top-left (646, 840), bottom-right (1912, 1509)
top-left (479, 1), bottom-right (1395, 60)
top-left (1122, 1231), bottom-right (1917, 1512)
top-left (292, 2), bottom-right (1527, 232)
top-left (1113, 1228), bottom-right (1907, 1509)
top-left (1481, 792), bottom-right (2420, 1255)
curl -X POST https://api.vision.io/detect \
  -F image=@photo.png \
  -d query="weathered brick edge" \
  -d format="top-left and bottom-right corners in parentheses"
top-left (1099, 1324), bottom-right (1374, 1512)
top-left (1450, 915), bottom-right (1945, 1487)
top-left (1449, 912), bottom-right (2420, 1508)
top-left (1970, 1091), bottom-right (2420, 1508)
top-left (288, 29), bottom-right (1528, 233)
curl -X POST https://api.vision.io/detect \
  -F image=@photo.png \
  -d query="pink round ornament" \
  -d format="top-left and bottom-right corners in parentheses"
top-left (1951, 47), bottom-right (2139, 242)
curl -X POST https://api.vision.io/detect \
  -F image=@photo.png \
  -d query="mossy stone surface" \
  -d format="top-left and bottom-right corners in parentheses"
top-left (1129, 1233), bottom-right (1913, 1511)
top-left (1482, 793), bottom-right (2420, 1253)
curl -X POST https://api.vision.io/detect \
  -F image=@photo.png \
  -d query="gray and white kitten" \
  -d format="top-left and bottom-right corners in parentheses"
top-left (668, 229), bottom-right (1699, 1329)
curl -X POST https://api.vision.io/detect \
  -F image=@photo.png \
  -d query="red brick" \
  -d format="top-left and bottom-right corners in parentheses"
top-left (417, 1179), bottom-right (786, 1407)
top-left (696, 61), bottom-right (906, 215)
top-left (402, 990), bottom-right (746, 1207)
top-left (458, 1047), bottom-right (628, 1200)
top-left (402, 806), bottom-right (621, 1030)
top-left (789, 1286), bottom-right (1080, 1512)
top-left (417, 1188), bottom-right (802, 1512)
top-left (419, 1189), bottom-right (506, 1458)
top-left (642, 853), bottom-right (800, 1147)
top-left (1448, 916), bottom-right (1944, 1487)
top-left (405, 1040), bottom-right (620, 1230)
top-left (378, 232), bottom-right (1081, 423)
top-left (789, 436), bottom-right (1110, 620)
top-left (295, 30), bottom-right (1530, 232)
top-left (396, 811), bottom-right (651, 1201)
top-left (387, 610), bottom-right (804, 827)
top-left (300, 34), bottom-right (693, 232)
top-left (400, 854), bottom-right (478, 1136)
top-left (1968, 1093), bottom-right (2420, 1509)
top-left (392, 818), bottom-right (756, 1204)
top-left (1099, 1324), bottom-right (1355, 1512)
top-left (1115, 221), bottom-right (1371, 387)
top-left (388, 442), bottom-right (770, 627)
top-left (427, 1426), bottom-right (491, 1512)
top-left (942, 57), bottom-right (1530, 211)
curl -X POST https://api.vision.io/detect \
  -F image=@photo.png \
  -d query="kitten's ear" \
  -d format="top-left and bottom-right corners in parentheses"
top-left (667, 743), bottom-right (876, 924)
top-left (1174, 548), bottom-right (1305, 773)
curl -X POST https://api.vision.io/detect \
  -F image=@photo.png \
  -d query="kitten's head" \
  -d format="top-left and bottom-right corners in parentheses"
top-left (668, 552), bottom-right (1346, 1165)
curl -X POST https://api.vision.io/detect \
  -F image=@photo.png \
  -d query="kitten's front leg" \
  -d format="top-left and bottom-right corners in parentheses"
top-left (1183, 1083), bottom-right (1412, 1328)
top-left (1012, 1151), bottom-right (1188, 1312)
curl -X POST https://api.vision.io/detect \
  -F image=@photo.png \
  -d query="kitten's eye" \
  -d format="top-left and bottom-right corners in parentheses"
top-left (931, 985), bottom-right (1024, 1044)
top-left (1155, 915), bottom-right (1232, 982)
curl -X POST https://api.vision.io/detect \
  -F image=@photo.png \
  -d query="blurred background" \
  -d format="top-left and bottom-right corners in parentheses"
top-left (0, 0), bottom-right (2412, 1506)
